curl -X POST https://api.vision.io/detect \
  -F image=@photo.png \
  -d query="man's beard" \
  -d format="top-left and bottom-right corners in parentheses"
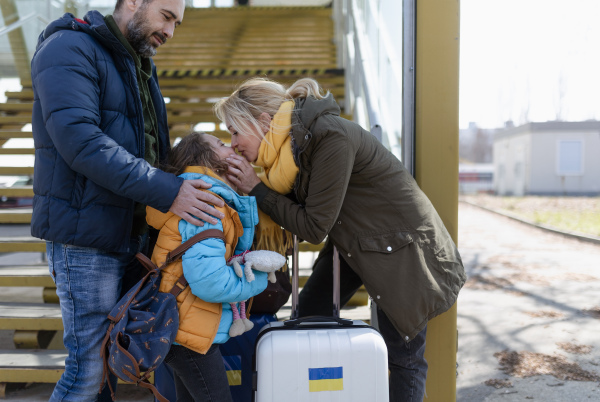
top-left (126, 7), bottom-right (167, 58)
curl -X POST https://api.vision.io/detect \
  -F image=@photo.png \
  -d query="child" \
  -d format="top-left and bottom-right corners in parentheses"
top-left (147, 132), bottom-right (269, 402)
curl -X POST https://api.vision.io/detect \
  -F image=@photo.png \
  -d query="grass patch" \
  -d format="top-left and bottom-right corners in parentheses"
top-left (525, 210), bottom-right (600, 237)
top-left (462, 195), bottom-right (600, 237)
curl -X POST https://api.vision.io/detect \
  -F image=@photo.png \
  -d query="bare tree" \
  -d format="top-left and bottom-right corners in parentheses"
top-left (554, 71), bottom-right (567, 121)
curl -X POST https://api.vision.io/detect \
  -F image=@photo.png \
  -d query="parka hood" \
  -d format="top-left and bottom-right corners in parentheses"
top-left (294, 93), bottom-right (341, 131)
top-left (36, 11), bottom-right (129, 60)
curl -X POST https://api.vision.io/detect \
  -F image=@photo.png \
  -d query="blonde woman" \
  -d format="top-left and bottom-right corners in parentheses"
top-left (214, 77), bottom-right (466, 401)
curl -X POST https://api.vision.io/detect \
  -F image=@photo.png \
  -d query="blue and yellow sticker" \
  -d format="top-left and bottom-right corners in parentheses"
top-left (308, 366), bottom-right (343, 392)
top-left (222, 355), bottom-right (242, 386)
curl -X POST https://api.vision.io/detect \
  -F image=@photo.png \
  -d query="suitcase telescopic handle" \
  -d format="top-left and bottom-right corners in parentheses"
top-left (290, 235), bottom-right (342, 320)
top-left (291, 234), bottom-right (300, 319)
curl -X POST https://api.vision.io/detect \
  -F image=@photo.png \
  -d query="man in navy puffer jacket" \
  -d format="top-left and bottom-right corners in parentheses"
top-left (30, 0), bottom-right (225, 400)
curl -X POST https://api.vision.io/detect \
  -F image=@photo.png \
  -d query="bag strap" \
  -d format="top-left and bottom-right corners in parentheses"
top-left (167, 229), bottom-right (226, 297)
top-left (136, 252), bottom-right (157, 273)
top-left (136, 228), bottom-right (226, 273)
top-left (166, 228), bottom-right (226, 265)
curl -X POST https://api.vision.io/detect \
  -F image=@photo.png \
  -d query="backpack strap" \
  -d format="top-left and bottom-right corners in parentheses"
top-left (134, 228), bottom-right (226, 273)
top-left (167, 228), bottom-right (226, 297)
top-left (166, 228), bottom-right (226, 264)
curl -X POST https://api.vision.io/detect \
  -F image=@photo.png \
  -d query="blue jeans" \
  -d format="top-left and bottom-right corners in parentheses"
top-left (298, 242), bottom-right (428, 402)
top-left (47, 235), bottom-right (147, 402)
top-left (164, 344), bottom-right (233, 402)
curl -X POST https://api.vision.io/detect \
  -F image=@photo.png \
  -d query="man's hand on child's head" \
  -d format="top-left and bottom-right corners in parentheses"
top-left (170, 179), bottom-right (225, 226)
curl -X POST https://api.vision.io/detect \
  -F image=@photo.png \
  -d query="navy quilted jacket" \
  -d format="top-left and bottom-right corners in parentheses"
top-left (30, 11), bottom-right (182, 252)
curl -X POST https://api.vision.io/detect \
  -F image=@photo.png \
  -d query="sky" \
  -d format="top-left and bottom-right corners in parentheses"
top-left (459, 0), bottom-right (600, 129)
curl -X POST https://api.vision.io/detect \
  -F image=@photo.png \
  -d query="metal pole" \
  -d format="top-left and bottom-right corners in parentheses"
top-left (415, 0), bottom-right (461, 400)
top-left (402, 0), bottom-right (416, 175)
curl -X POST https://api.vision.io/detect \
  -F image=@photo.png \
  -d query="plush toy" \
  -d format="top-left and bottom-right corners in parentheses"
top-left (226, 250), bottom-right (287, 337)
top-left (229, 250), bottom-right (286, 284)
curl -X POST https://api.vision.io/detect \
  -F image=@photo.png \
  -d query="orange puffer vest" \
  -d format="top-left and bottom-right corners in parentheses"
top-left (147, 187), bottom-right (244, 354)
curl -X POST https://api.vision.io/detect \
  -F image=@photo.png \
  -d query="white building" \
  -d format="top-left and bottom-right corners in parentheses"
top-left (493, 121), bottom-right (600, 196)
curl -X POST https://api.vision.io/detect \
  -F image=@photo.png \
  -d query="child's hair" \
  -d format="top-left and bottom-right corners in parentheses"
top-left (213, 77), bottom-right (328, 141)
top-left (162, 132), bottom-right (229, 176)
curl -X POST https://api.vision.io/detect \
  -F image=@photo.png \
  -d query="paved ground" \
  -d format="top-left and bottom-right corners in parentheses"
top-left (456, 202), bottom-right (600, 401)
top-left (2, 204), bottom-right (600, 401)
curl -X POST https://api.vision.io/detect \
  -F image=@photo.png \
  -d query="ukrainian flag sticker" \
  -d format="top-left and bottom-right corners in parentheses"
top-left (308, 366), bottom-right (343, 392)
top-left (222, 355), bottom-right (242, 386)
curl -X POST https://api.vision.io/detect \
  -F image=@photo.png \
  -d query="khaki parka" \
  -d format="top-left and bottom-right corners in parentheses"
top-left (250, 94), bottom-right (466, 341)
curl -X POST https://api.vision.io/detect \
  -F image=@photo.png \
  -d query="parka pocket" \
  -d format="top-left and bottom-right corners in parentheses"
top-left (358, 231), bottom-right (414, 254)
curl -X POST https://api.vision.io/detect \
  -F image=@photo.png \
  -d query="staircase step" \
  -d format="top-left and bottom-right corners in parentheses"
top-left (18, 75), bottom-right (344, 90)
top-left (0, 115), bottom-right (33, 125)
top-left (0, 167), bottom-right (33, 175)
top-left (7, 75), bottom-right (344, 101)
top-left (0, 303), bottom-right (62, 330)
top-left (0, 186), bottom-right (33, 197)
top-left (0, 130), bottom-right (32, 139)
top-left (0, 209), bottom-right (33, 224)
top-left (0, 148), bottom-right (34, 154)
top-left (0, 237), bottom-right (44, 252)
top-left (0, 349), bottom-right (66, 383)
top-left (3, 91), bottom-right (31, 100)
top-left (0, 350), bottom-right (153, 384)
top-left (158, 64), bottom-right (339, 74)
top-left (0, 103), bottom-right (33, 112)
top-left (0, 265), bottom-right (53, 287)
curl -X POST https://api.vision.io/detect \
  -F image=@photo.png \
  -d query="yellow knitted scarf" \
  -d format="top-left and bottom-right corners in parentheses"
top-left (253, 101), bottom-right (298, 255)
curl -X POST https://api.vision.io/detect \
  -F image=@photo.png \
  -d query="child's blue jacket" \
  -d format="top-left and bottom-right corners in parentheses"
top-left (147, 168), bottom-right (268, 345)
top-left (178, 171), bottom-right (268, 343)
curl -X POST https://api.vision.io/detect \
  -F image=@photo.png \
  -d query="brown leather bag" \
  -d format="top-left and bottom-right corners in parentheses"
top-left (250, 265), bottom-right (292, 315)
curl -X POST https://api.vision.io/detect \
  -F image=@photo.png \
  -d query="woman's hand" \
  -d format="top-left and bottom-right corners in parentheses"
top-left (226, 154), bottom-right (262, 194)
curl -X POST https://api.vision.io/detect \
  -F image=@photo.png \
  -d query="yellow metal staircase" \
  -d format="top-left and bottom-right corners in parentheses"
top-left (0, 5), bottom-right (367, 391)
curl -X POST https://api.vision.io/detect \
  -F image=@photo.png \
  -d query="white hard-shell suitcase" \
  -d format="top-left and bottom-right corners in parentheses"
top-left (253, 236), bottom-right (389, 402)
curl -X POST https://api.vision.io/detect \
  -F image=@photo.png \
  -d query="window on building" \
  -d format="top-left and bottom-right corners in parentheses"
top-left (514, 162), bottom-right (522, 178)
top-left (557, 140), bottom-right (583, 176)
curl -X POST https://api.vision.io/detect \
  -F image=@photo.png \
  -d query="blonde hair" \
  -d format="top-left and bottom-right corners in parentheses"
top-left (214, 77), bottom-right (328, 140)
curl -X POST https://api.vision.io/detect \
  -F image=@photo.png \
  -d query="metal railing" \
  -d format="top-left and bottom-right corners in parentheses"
top-left (0, 11), bottom-right (47, 37)
top-left (333, 0), bottom-right (415, 168)
top-left (0, 1), bottom-right (121, 79)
